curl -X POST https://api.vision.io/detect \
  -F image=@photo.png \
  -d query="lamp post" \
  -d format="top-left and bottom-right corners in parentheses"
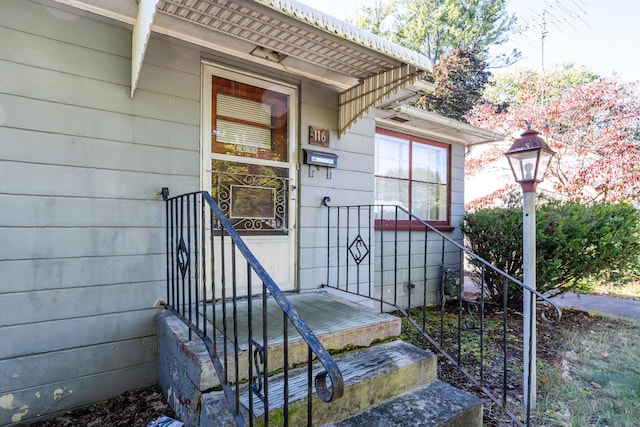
top-left (504, 128), bottom-right (555, 411)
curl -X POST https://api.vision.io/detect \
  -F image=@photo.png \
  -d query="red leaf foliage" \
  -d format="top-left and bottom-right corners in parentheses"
top-left (466, 74), bottom-right (640, 206)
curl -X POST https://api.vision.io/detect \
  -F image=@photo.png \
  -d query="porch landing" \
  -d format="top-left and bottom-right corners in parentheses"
top-left (206, 290), bottom-right (401, 352)
top-left (159, 291), bottom-right (482, 426)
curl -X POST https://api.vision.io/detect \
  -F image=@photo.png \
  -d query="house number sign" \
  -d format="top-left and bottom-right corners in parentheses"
top-left (309, 126), bottom-right (330, 147)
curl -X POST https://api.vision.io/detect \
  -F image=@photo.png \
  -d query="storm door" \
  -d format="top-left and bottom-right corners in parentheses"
top-left (202, 64), bottom-right (297, 296)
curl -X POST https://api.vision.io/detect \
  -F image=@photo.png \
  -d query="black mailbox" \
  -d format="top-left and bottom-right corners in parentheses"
top-left (303, 149), bottom-right (338, 168)
top-left (303, 149), bottom-right (338, 179)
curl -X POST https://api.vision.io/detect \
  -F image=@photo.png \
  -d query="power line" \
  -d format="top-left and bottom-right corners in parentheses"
top-left (511, 0), bottom-right (590, 70)
top-left (508, 0), bottom-right (591, 127)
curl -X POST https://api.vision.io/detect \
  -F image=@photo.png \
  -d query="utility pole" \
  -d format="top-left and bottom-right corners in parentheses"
top-left (512, 0), bottom-right (590, 76)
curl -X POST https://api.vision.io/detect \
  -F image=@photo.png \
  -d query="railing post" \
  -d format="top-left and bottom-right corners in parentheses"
top-left (164, 189), bottom-right (170, 308)
top-left (368, 206), bottom-right (373, 298)
top-left (325, 197), bottom-right (331, 288)
top-left (346, 206), bottom-right (350, 290)
top-left (170, 198), bottom-right (176, 309)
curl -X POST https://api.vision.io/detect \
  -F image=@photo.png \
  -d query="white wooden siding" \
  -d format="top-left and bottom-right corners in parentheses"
top-left (296, 100), bottom-right (467, 295)
top-left (449, 143), bottom-right (466, 240)
top-left (0, 1), bottom-right (200, 423)
top-left (0, 2), bottom-right (472, 424)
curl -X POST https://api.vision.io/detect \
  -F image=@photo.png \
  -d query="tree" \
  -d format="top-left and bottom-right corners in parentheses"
top-left (353, 0), bottom-right (397, 39)
top-left (416, 48), bottom-right (491, 120)
top-left (482, 64), bottom-right (599, 110)
top-left (355, 0), bottom-right (515, 120)
top-left (355, 0), bottom-right (518, 66)
top-left (465, 66), bottom-right (640, 207)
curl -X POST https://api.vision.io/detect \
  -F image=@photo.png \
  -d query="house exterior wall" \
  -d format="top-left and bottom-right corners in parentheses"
top-left (0, 1), bottom-right (374, 423)
top-left (322, 142), bottom-right (466, 308)
top-left (450, 143), bottom-right (466, 239)
top-left (297, 84), bottom-right (377, 291)
top-left (0, 2), bottom-right (201, 424)
top-left (0, 1), bottom-right (468, 424)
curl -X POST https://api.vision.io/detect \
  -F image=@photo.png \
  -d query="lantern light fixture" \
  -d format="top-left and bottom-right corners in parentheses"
top-left (504, 128), bottom-right (555, 193)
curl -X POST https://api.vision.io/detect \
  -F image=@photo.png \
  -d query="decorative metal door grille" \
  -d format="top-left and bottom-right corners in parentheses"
top-left (213, 171), bottom-right (289, 234)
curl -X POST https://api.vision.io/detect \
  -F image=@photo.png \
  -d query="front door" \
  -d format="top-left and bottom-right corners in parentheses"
top-left (202, 64), bottom-right (297, 296)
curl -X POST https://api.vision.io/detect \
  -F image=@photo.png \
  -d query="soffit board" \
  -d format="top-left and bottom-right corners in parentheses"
top-left (376, 105), bottom-right (505, 147)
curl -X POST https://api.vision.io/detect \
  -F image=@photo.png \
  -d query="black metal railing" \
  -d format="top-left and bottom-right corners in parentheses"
top-left (323, 199), bottom-right (561, 427)
top-left (163, 189), bottom-right (343, 426)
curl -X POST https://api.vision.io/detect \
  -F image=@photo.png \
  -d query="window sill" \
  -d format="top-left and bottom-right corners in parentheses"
top-left (374, 219), bottom-right (454, 232)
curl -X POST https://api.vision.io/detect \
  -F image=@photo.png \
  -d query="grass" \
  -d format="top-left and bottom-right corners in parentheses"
top-left (399, 304), bottom-right (640, 426)
top-left (536, 315), bottom-right (640, 427)
top-left (591, 279), bottom-right (640, 300)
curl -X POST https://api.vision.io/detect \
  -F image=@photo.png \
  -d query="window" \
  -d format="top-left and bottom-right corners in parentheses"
top-left (375, 128), bottom-right (450, 227)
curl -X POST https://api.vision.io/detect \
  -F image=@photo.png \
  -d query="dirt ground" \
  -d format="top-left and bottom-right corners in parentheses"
top-left (25, 308), bottom-right (595, 427)
top-left (434, 307), bottom-right (601, 426)
top-left (27, 385), bottom-right (177, 427)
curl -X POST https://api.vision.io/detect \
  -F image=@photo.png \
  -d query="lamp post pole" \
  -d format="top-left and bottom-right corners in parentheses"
top-left (504, 128), bottom-right (555, 413)
top-left (522, 188), bottom-right (537, 411)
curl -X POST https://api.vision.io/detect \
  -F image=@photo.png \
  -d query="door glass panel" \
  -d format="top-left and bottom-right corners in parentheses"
top-left (211, 76), bottom-right (288, 162)
top-left (216, 93), bottom-right (272, 149)
top-left (210, 75), bottom-right (292, 236)
top-left (216, 119), bottom-right (272, 150)
top-left (211, 160), bottom-right (289, 235)
top-left (217, 93), bottom-right (272, 125)
top-left (230, 185), bottom-right (275, 219)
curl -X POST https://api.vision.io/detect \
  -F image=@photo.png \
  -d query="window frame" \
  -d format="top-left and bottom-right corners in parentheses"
top-left (374, 128), bottom-right (453, 231)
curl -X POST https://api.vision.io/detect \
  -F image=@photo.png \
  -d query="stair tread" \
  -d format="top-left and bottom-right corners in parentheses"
top-left (205, 291), bottom-right (401, 352)
top-left (322, 380), bottom-right (483, 427)
top-left (238, 339), bottom-right (436, 416)
top-left (201, 340), bottom-right (437, 424)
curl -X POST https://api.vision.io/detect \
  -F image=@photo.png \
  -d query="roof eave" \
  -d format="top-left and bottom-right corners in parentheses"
top-left (51, 0), bottom-right (436, 135)
top-left (376, 104), bottom-right (505, 147)
top-left (254, 0), bottom-right (431, 72)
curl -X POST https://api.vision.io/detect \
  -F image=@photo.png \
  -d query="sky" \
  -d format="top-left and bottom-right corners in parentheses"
top-left (295, 0), bottom-right (640, 82)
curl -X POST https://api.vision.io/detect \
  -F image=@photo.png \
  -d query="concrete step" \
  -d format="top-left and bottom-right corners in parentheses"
top-left (200, 340), bottom-right (438, 426)
top-left (164, 291), bottom-right (401, 386)
top-left (322, 380), bottom-right (483, 427)
top-left (158, 292), bottom-right (401, 425)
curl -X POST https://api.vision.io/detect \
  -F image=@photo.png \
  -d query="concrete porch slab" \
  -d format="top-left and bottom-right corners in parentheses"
top-left (205, 291), bottom-right (401, 352)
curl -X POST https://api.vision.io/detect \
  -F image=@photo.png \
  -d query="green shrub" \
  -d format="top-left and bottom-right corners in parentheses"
top-left (461, 199), bottom-right (640, 307)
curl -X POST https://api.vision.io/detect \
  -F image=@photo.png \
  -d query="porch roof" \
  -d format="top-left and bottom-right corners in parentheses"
top-left (54, 0), bottom-right (432, 136)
